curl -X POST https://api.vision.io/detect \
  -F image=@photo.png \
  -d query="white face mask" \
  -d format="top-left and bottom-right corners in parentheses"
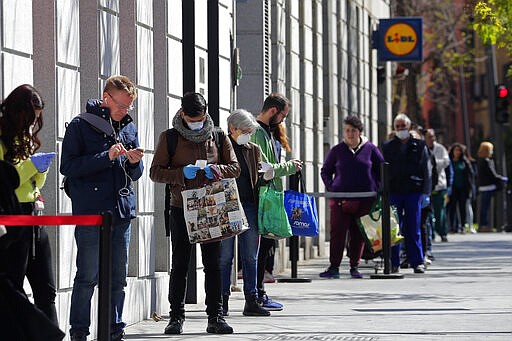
top-left (187, 120), bottom-right (204, 131)
top-left (395, 129), bottom-right (410, 140)
top-left (236, 133), bottom-right (251, 145)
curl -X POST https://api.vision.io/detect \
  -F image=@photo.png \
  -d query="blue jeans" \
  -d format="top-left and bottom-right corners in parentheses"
top-left (391, 193), bottom-right (424, 268)
top-left (479, 190), bottom-right (495, 226)
top-left (69, 220), bottom-right (131, 337)
top-left (219, 202), bottom-right (260, 299)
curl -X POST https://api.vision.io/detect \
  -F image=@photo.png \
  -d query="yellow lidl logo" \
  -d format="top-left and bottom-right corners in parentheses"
top-left (384, 23), bottom-right (418, 56)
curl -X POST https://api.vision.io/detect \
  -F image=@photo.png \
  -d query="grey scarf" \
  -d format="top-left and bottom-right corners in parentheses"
top-left (172, 110), bottom-right (214, 143)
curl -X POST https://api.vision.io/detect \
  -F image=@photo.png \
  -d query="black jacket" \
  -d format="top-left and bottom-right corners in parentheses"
top-left (382, 137), bottom-right (432, 194)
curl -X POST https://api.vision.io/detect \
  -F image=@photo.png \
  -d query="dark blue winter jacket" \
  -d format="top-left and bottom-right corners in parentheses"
top-left (382, 136), bottom-right (431, 195)
top-left (60, 100), bottom-right (143, 221)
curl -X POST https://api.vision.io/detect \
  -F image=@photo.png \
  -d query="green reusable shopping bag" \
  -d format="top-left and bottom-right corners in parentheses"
top-left (258, 181), bottom-right (292, 239)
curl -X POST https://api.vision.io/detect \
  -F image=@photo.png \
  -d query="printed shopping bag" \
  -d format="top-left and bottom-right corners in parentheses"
top-left (284, 172), bottom-right (319, 236)
top-left (181, 178), bottom-right (248, 244)
top-left (258, 181), bottom-right (292, 239)
top-left (357, 196), bottom-right (403, 252)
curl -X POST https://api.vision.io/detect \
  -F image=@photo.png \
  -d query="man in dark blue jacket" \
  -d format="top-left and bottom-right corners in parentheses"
top-left (383, 113), bottom-right (431, 274)
top-left (61, 75), bottom-right (143, 341)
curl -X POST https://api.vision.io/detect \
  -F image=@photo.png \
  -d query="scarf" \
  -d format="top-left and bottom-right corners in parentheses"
top-left (172, 110), bottom-right (214, 143)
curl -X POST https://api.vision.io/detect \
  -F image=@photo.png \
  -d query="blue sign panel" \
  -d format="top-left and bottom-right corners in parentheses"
top-left (377, 17), bottom-right (423, 62)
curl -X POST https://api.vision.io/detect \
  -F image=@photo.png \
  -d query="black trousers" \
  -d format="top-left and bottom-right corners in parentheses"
top-left (257, 236), bottom-right (275, 296)
top-left (0, 203), bottom-right (58, 325)
top-left (168, 206), bottom-right (222, 319)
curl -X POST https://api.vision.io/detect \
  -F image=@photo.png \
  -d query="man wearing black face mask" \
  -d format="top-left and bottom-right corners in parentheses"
top-left (150, 92), bottom-right (240, 335)
top-left (250, 93), bottom-right (302, 311)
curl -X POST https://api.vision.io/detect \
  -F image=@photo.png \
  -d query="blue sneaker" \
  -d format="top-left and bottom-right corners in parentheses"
top-left (319, 266), bottom-right (340, 279)
top-left (258, 294), bottom-right (283, 311)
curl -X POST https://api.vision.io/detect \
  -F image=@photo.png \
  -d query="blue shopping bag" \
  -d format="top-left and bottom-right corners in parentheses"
top-left (284, 172), bottom-right (319, 237)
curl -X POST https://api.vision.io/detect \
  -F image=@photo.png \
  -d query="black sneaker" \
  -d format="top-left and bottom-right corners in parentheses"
top-left (319, 266), bottom-right (340, 279)
top-left (164, 317), bottom-right (184, 334)
top-left (112, 331), bottom-right (125, 341)
top-left (206, 315), bottom-right (233, 334)
top-left (414, 264), bottom-right (426, 273)
top-left (243, 297), bottom-right (271, 316)
top-left (350, 267), bottom-right (363, 279)
top-left (70, 334), bottom-right (86, 341)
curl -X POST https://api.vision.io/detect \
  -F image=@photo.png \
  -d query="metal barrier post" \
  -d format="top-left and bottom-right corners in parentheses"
top-left (381, 162), bottom-right (391, 274)
top-left (277, 172), bottom-right (311, 283)
top-left (98, 211), bottom-right (113, 341)
top-left (371, 162), bottom-right (403, 279)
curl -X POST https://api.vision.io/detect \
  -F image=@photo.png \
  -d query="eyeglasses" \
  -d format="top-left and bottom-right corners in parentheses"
top-left (107, 92), bottom-right (134, 112)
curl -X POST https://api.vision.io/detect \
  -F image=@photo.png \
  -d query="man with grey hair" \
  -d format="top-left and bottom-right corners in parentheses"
top-left (219, 109), bottom-right (271, 317)
top-left (382, 113), bottom-right (431, 274)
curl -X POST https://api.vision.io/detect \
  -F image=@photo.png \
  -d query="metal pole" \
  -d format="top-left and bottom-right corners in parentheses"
top-left (381, 163), bottom-right (391, 274)
top-left (98, 211), bottom-right (113, 341)
top-left (371, 163), bottom-right (403, 279)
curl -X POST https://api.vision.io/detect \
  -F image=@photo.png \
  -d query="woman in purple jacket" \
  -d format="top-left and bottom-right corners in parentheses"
top-left (320, 115), bottom-right (384, 279)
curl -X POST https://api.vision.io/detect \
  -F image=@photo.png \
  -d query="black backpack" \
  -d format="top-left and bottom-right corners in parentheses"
top-left (163, 127), bottom-right (225, 236)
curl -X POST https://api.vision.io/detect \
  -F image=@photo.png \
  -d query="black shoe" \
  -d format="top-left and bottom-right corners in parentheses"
top-left (112, 331), bottom-right (125, 341)
top-left (414, 264), bottom-right (426, 273)
top-left (70, 334), bottom-right (86, 341)
top-left (441, 236), bottom-right (448, 242)
top-left (243, 297), bottom-right (271, 316)
top-left (206, 315), bottom-right (233, 334)
top-left (164, 317), bottom-right (184, 334)
top-left (222, 294), bottom-right (229, 316)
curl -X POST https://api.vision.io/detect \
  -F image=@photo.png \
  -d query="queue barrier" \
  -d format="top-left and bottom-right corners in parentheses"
top-left (0, 212), bottom-right (114, 341)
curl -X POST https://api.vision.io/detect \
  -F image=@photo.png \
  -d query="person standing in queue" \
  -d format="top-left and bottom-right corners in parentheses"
top-left (219, 109), bottom-right (271, 317)
top-left (61, 75), bottom-right (143, 341)
top-left (150, 92), bottom-right (240, 335)
top-left (319, 115), bottom-right (383, 279)
top-left (382, 113), bottom-right (431, 274)
top-left (250, 93), bottom-right (302, 310)
top-left (0, 84), bottom-right (60, 332)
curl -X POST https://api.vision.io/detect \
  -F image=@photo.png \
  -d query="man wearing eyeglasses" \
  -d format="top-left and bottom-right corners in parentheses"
top-left (61, 75), bottom-right (144, 341)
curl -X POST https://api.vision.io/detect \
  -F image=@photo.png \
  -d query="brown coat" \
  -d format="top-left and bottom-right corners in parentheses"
top-left (150, 131), bottom-right (240, 208)
top-left (238, 141), bottom-right (262, 188)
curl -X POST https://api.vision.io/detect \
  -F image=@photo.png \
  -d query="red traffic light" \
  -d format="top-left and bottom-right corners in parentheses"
top-left (497, 85), bottom-right (508, 98)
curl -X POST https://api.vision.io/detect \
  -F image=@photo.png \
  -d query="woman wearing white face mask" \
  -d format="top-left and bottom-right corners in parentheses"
top-left (218, 109), bottom-right (271, 317)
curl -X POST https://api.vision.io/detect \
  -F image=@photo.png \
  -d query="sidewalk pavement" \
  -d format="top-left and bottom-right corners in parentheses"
top-left (124, 233), bottom-right (512, 340)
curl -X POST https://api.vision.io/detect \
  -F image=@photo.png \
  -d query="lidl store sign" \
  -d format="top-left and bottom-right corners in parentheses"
top-left (376, 17), bottom-right (423, 62)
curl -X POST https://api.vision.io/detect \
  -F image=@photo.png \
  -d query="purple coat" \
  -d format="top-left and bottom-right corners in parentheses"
top-left (321, 139), bottom-right (384, 195)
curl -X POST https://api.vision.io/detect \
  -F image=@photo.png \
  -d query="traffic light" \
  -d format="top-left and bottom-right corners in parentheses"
top-left (495, 84), bottom-right (509, 124)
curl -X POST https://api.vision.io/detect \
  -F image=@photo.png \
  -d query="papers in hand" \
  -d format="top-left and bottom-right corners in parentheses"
top-left (258, 162), bottom-right (272, 173)
top-left (195, 159), bottom-right (207, 169)
top-left (259, 162), bottom-right (275, 180)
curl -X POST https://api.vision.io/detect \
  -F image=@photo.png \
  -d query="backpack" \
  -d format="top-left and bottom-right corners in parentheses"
top-left (163, 127), bottom-right (225, 236)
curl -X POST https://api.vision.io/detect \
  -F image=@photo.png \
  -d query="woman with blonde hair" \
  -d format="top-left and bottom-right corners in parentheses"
top-left (476, 142), bottom-right (507, 232)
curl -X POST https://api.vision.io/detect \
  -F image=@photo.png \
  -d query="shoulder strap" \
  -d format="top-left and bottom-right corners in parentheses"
top-left (212, 127), bottom-right (225, 156)
top-left (165, 128), bottom-right (179, 158)
top-left (78, 113), bottom-right (115, 137)
top-left (164, 128), bottom-right (179, 237)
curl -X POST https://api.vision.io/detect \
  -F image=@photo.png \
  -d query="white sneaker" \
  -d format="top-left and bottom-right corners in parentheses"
top-left (425, 257), bottom-right (432, 266)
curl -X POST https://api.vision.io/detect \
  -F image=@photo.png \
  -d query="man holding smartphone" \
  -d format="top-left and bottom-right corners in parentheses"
top-left (61, 75), bottom-right (144, 341)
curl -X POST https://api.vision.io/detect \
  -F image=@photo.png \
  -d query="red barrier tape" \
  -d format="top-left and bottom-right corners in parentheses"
top-left (0, 215), bottom-right (103, 226)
